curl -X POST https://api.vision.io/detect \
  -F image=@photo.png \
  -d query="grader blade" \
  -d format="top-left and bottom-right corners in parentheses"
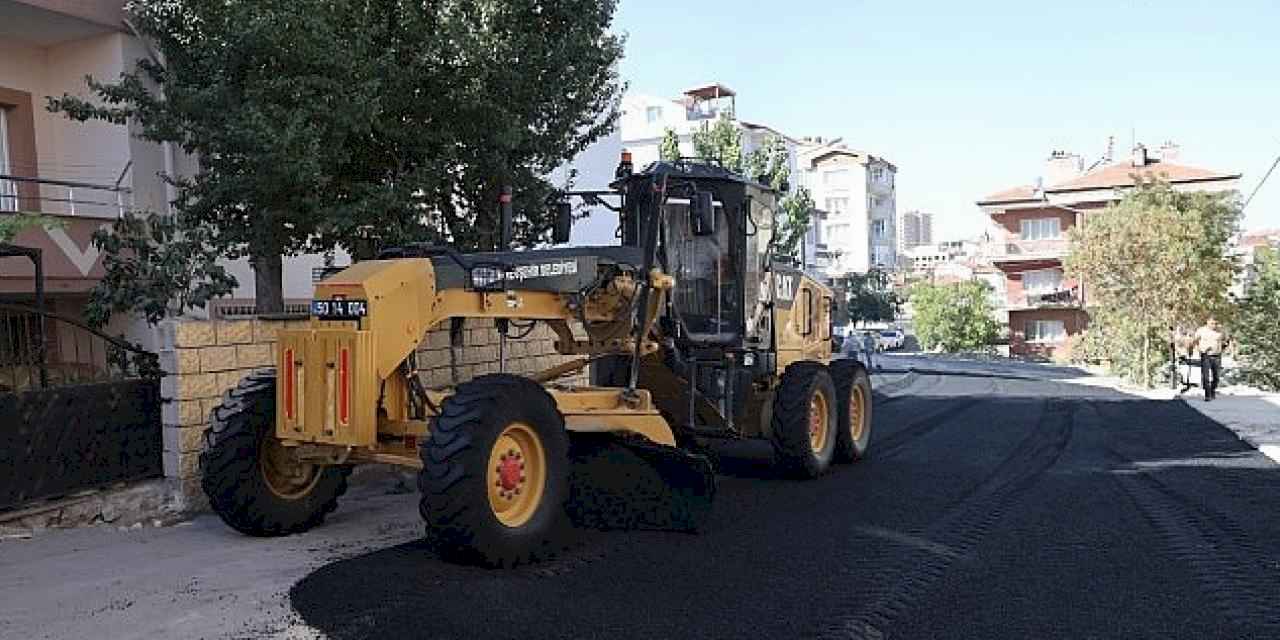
top-left (566, 434), bottom-right (716, 533)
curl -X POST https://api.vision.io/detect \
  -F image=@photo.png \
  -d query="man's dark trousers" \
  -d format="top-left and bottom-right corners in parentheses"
top-left (1201, 354), bottom-right (1222, 399)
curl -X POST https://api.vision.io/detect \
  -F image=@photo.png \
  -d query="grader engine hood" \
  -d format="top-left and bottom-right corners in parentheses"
top-left (277, 246), bottom-right (645, 448)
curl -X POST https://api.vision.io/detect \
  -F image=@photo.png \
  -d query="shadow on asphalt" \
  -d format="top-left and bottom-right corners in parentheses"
top-left (289, 379), bottom-right (1280, 640)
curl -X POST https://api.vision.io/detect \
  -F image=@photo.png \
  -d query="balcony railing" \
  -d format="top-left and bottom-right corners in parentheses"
top-left (1013, 287), bottom-right (1082, 309)
top-left (991, 237), bottom-right (1069, 261)
top-left (0, 173), bottom-right (134, 218)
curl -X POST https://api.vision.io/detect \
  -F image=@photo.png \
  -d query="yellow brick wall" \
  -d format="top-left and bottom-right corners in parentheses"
top-left (160, 317), bottom-right (586, 508)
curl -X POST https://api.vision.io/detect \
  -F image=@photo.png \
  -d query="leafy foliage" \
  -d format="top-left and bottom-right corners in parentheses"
top-left (691, 113), bottom-right (742, 172)
top-left (659, 128), bottom-right (681, 161)
top-left (1234, 248), bottom-right (1280, 391)
top-left (49, 0), bottom-right (625, 312)
top-left (743, 134), bottom-right (812, 261)
top-left (84, 212), bottom-right (237, 329)
top-left (909, 280), bottom-right (999, 352)
top-left (1064, 178), bottom-right (1240, 386)
top-left (0, 213), bottom-right (63, 244)
top-left (841, 269), bottom-right (899, 327)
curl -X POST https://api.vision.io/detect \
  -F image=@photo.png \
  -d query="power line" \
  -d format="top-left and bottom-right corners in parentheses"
top-left (1243, 150), bottom-right (1280, 212)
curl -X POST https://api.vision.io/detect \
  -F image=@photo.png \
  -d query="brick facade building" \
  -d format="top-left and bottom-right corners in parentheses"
top-left (978, 144), bottom-right (1239, 357)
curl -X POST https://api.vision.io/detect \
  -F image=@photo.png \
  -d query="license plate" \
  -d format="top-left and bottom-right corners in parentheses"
top-left (311, 299), bottom-right (368, 319)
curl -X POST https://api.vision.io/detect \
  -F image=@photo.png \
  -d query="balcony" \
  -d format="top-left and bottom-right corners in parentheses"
top-left (1, 174), bottom-right (133, 219)
top-left (990, 237), bottom-right (1069, 263)
top-left (1010, 287), bottom-right (1083, 310)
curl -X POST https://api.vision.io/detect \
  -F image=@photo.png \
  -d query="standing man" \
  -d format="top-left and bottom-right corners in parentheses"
top-left (1192, 317), bottom-right (1228, 401)
top-left (861, 330), bottom-right (878, 371)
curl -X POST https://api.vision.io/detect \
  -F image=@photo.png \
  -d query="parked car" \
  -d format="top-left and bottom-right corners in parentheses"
top-left (878, 328), bottom-right (905, 351)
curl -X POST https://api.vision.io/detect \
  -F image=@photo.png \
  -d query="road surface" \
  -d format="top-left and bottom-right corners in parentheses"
top-left (3, 357), bottom-right (1278, 639)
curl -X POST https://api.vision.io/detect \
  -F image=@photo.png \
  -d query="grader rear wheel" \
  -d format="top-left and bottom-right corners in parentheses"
top-left (831, 359), bottom-right (873, 463)
top-left (418, 374), bottom-right (570, 567)
top-left (770, 363), bottom-right (838, 478)
top-left (200, 371), bottom-right (351, 536)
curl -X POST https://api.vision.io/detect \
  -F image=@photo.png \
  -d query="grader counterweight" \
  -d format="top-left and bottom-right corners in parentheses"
top-left (201, 157), bottom-right (873, 566)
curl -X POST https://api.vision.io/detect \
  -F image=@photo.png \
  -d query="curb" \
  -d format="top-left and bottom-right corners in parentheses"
top-left (872, 370), bottom-right (919, 398)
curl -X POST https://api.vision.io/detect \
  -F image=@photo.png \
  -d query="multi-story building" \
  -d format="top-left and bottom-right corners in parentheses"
top-left (898, 210), bottom-right (933, 252)
top-left (797, 138), bottom-right (897, 276)
top-left (978, 143), bottom-right (1239, 356)
top-left (0, 0), bottom-right (347, 348)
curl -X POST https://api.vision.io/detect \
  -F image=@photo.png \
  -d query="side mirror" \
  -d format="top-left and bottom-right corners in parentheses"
top-left (690, 190), bottom-right (716, 236)
top-left (552, 202), bottom-right (572, 244)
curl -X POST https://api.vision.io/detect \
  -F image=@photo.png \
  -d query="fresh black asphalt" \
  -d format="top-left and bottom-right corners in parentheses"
top-left (290, 372), bottom-right (1280, 639)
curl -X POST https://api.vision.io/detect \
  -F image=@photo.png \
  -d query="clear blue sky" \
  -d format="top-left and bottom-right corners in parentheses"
top-left (613, 0), bottom-right (1280, 240)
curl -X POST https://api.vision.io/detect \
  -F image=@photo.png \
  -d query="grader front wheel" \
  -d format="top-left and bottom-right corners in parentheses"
top-left (418, 374), bottom-right (570, 567)
top-left (200, 372), bottom-right (351, 536)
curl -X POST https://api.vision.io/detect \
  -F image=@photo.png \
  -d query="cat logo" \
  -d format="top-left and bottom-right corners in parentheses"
top-left (775, 274), bottom-right (796, 301)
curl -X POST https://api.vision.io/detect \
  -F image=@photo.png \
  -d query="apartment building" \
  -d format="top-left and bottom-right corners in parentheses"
top-left (0, 0), bottom-right (342, 349)
top-left (898, 210), bottom-right (933, 251)
top-left (978, 143), bottom-right (1239, 357)
top-left (797, 138), bottom-right (897, 276)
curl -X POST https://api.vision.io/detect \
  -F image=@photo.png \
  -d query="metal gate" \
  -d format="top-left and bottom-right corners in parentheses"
top-left (0, 245), bottom-right (162, 511)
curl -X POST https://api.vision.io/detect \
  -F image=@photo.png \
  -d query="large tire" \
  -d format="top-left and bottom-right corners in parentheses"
top-left (418, 374), bottom-right (570, 567)
top-left (770, 363), bottom-right (838, 478)
top-left (200, 371), bottom-right (351, 536)
top-left (830, 359), bottom-right (873, 463)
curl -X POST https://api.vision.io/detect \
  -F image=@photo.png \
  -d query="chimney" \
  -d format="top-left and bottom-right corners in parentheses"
top-left (1044, 150), bottom-right (1084, 186)
top-left (1159, 141), bottom-right (1181, 163)
top-left (1131, 143), bottom-right (1148, 167)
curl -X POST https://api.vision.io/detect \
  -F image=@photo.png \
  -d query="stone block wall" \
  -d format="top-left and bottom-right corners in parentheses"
top-left (159, 317), bottom-right (585, 510)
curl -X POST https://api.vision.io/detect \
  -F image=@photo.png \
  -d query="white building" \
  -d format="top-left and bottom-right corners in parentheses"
top-left (796, 138), bottom-right (897, 276)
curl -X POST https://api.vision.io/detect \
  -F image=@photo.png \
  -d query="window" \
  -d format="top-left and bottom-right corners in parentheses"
top-left (872, 246), bottom-right (892, 267)
top-left (1020, 217), bottom-right (1061, 240)
top-left (823, 169), bottom-right (850, 186)
top-left (0, 108), bottom-right (14, 212)
top-left (1022, 268), bottom-right (1063, 294)
top-left (1026, 319), bottom-right (1066, 343)
top-left (871, 219), bottom-right (888, 238)
top-left (645, 106), bottom-right (663, 124)
top-left (825, 197), bottom-right (849, 215)
top-left (825, 223), bottom-right (850, 240)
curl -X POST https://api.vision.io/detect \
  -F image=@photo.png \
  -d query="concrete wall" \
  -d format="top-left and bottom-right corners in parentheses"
top-left (158, 317), bottom-right (583, 509)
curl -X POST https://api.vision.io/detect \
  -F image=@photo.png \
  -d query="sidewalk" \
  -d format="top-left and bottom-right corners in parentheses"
top-left (1178, 386), bottom-right (1280, 464)
top-left (1061, 373), bottom-right (1280, 465)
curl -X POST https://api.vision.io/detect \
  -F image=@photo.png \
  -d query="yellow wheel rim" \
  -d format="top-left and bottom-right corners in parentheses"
top-left (850, 384), bottom-right (867, 443)
top-left (259, 436), bottom-right (322, 500)
top-left (487, 422), bottom-right (547, 528)
top-left (809, 390), bottom-right (830, 454)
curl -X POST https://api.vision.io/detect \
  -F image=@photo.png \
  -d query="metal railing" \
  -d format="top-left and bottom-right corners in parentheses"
top-left (991, 237), bottom-right (1069, 260)
top-left (0, 172), bottom-right (134, 218)
top-left (0, 303), bottom-right (159, 393)
top-left (1015, 287), bottom-right (1082, 309)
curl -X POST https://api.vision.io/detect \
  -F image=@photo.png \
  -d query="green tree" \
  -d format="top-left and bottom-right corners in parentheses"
top-left (1064, 178), bottom-right (1240, 386)
top-left (909, 280), bottom-right (999, 352)
top-left (49, 0), bottom-right (624, 317)
top-left (0, 213), bottom-right (62, 244)
top-left (691, 113), bottom-right (743, 172)
top-left (1234, 248), bottom-right (1280, 391)
top-left (743, 134), bottom-right (813, 261)
top-left (659, 128), bottom-right (681, 161)
top-left (843, 269), bottom-right (899, 327)
top-left (84, 212), bottom-right (237, 328)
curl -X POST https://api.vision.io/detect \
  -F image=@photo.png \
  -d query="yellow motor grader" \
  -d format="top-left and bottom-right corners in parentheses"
top-left (200, 156), bottom-right (873, 565)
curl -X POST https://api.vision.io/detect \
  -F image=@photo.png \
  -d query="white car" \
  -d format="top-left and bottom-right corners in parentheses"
top-left (877, 329), bottom-right (905, 351)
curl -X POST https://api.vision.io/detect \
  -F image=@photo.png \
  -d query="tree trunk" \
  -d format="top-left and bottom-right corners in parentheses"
top-left (1142, 329), bottom-right (1151, 388)
top-left (251, 252), bottom-right (285, 314)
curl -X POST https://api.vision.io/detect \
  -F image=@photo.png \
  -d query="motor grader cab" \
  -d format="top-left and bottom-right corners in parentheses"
top-left (200, 156), bottom-right (873, 566)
